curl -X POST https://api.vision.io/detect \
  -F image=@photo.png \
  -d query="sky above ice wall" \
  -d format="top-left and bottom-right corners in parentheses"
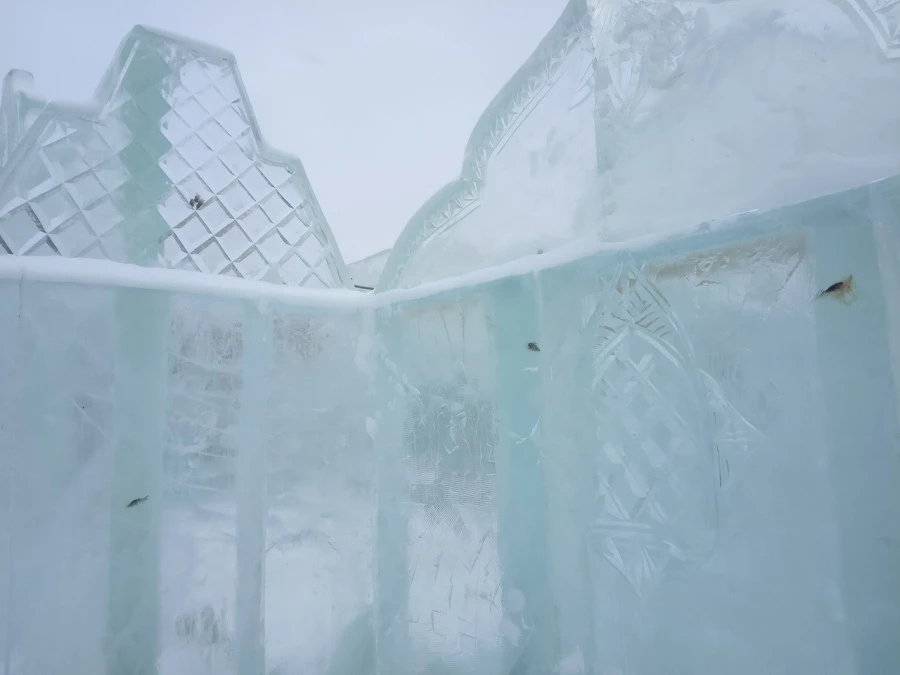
top-left (0, 0), bottom-right (567, 263)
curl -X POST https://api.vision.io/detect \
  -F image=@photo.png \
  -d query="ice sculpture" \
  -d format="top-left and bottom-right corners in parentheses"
top-left (0, 27), bottom-right (348, 288)
top-left (378, 0), bottom-right (900, 289)
top-left (0, 259), bottom-right (373, 675)
top-left (2, 5), bottom-right (900, 675)
top-left (3, 174), bottom-right (900, 674)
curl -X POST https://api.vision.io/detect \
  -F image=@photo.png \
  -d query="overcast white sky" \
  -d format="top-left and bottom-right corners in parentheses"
top-left (0, 0), bottom-right (567, 262)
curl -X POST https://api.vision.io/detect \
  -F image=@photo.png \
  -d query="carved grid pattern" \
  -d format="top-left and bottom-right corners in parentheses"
top-left (584, 264), bottom-right (715, 597)
top-left (0, 28), bottom-right (344, 288)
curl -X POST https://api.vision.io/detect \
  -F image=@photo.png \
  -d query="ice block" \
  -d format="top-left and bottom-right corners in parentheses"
top-left (0, 27), bottom-right (348, 289)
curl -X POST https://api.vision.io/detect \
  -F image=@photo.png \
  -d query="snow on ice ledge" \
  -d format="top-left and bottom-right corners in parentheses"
top-left (0, 180), bottom-right (824, 310)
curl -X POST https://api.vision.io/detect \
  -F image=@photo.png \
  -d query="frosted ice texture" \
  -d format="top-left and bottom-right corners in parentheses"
top-left (378, 0), bottom-right (900, 289)
top-left (2, 8), bottom-right (900, 675)
top-left (5, 175), bottom-right (900, 674)
top-left (0, 27), bottom-right (348, 288)
top-left (372, 176), bottom-right (900, 674)
top-left (0, 269), bottom-right (372, 674)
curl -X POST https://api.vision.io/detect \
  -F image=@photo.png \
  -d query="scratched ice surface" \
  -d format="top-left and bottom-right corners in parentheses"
top-left (372, 291), bottom-right (504, 675)
top-left (0, 27), bottom-right (348, 288)
top-left (2, 175), bottom-right (900, 675)
top-left (0, 275), bottom-right (373, 675)
top-left (370, 176), bottom-right (900, 675)
top-left (2, 1), bottom-right (900, 674)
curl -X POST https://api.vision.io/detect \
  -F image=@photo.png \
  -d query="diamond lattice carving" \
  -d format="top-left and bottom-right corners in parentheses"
top-left (583, 263), bottom-right (717, 598)
top-left (0, 27), bottom-right (348, 288)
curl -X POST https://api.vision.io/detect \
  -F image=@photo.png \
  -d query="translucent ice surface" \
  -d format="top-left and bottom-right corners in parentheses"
top-left (378, 0), bottom-right (900, 289)
top-left (0, 27), bottom-right (348, 288)
top-left (0, 263), bottom-right (371, 675)
top-left (3, 4), bottom-right (900, 675)
top-left (370, 177), bottom-right (900, 674)
top-left (3, 174), bottom-right (900, 674)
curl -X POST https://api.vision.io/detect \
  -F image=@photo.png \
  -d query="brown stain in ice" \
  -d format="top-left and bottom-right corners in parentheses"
top-left (817, 274), bottom-right (855, 305)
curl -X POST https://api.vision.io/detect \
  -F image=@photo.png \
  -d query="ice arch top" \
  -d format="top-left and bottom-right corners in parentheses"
top-left (377, 0), bottom-right (900, 290)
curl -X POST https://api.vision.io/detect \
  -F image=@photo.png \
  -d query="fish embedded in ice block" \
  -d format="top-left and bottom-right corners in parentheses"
top-left (0, 270), bottom-right (374, 675)
top-left (370, 175), bottom-right (900, 675)
top-left (2, 4), bottom-right (900, 675)
top-left (0, 27), bottom-right (348, 288)
top-left (2, 176), bottom-right (900, 674)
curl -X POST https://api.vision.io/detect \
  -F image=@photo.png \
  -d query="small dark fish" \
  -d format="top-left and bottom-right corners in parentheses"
top-left (820, 280), bottom-right (845, 296)
top-left (527, 342), bottom-right (540, 352)
top-left (189, 194), bottom-right (205, 210)
top-left (817, 274), bottom-right (854, 303)
top-left (127, 495), bottom-right (149, 508)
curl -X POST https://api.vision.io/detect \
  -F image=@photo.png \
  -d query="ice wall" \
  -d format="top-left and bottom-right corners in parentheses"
top-left (2, 2), bottom-right (900, 673)
top-left (0, 262), bottom-right (371, 675)
top-left (3, 174), bottom-right (900, 674)
top-left (378, 0), bottom-right (900, 289)
top-left (370, 176), bottom-right (900, 675)
top-left (0, 27), bottom-right (348, 288)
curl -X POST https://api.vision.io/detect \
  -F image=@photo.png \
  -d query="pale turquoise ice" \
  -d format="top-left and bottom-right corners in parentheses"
top-left (2, 1), bottom-right (900, 674)
top-left (2, 174), bottom-right (900, 674)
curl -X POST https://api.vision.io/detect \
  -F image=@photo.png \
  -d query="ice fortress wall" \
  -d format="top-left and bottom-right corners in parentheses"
top-left (2, 2), bottom-right (900, 673)
top-left (2, 175), bottom-right (900, 673)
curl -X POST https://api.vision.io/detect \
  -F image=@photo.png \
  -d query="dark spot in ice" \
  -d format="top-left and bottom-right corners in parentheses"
top-left (821, 280), bottom-right (845, 295)
top-left (189, 194), bottom-right (205, 210)
top-left (127, 495), bottom-right (149, 508)
top-left (527, 342), bottom-right (540, 352)
top-left (817, 274), bottom-right (854, 304)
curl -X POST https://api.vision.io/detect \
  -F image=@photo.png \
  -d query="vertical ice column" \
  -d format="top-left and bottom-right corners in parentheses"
top-left (105, 106), bottom-right (171, 667)
top-left (537, 262), bottom-right (597, 674)
top-left (489, 273), bottom-right (556, 674)
top-left (235, 302), bottom-right (269, 675)
top-left (371, 309), bottom-right (410, 675)
top-left (0, 276), bottom-right (20, 675)
top-left (810, 191), bottom-right (900, 672)
top-left (107, 288), bottom-right (167, 675)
